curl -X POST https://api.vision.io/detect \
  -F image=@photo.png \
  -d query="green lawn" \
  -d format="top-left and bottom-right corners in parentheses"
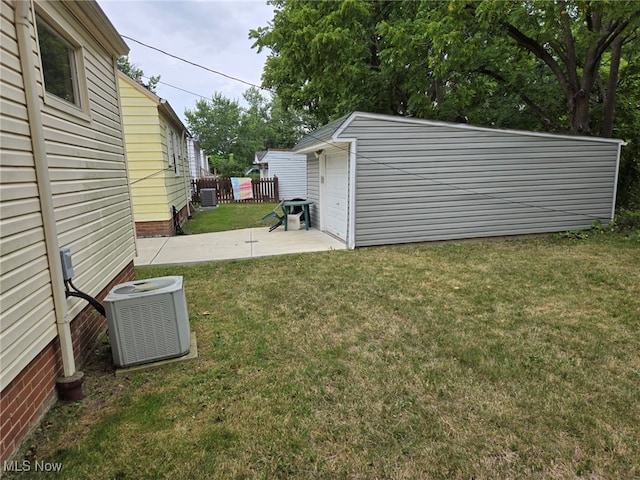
top-left (9, 233), bottom-right (640, 480)
top-left (184, 202), bottom-right (279, 233)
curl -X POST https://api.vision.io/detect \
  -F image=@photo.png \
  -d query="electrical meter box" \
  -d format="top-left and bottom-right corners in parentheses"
top-left (59, 248), bottom-right (74, 281)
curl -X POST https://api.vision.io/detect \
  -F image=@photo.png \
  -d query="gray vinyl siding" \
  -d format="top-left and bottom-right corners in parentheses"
top-left (340, 116), bottom-right (620, 247)
top-left (306, 155), bottom-right (320, 228)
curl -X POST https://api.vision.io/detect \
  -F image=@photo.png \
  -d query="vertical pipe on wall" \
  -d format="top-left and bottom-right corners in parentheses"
top-left (15, 0), bottom-right (76, 378)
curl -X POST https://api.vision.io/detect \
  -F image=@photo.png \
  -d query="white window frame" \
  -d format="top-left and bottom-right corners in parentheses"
top-left (172, 130), bottom-right (180, 176)
top-left (166, 125), bottom-right (174, 167)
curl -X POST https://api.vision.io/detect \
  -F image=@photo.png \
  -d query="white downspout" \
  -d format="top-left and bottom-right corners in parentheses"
top-left (183, 133), bottom-right (191, 218)
top-left (15, 0), bottom-right (76, 377)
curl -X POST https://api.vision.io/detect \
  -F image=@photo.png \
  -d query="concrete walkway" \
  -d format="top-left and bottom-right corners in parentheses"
top-left (134, 227), bottom-right (347, 266)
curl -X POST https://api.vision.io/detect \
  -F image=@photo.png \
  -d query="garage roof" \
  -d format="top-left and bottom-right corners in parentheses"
top-left (294, 112), bottom-right (626, 153)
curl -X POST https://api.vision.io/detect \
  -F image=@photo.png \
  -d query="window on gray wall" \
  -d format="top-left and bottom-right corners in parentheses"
top-left (36, 16), bottom-right (78, 105)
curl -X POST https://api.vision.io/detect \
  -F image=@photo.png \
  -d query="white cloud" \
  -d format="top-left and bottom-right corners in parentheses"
top-left (98, 0), bottom-right (274, 126)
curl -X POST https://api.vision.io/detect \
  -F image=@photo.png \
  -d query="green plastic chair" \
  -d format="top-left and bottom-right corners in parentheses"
top-left (261, 201), bottom-right (285, 232)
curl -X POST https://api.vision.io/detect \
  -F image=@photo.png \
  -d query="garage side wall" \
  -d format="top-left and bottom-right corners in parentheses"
top-left (342, 117), bottom-right (620, 247)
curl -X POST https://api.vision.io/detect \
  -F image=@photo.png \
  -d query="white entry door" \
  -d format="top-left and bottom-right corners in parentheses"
top-left (323, 147), bottom-right (348, 240)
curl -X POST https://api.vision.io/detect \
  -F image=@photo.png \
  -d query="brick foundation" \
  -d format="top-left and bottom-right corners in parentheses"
top-left (0, 261), bottom-right (135, 465)
top-left (135, 204), bottom-right (190, 237)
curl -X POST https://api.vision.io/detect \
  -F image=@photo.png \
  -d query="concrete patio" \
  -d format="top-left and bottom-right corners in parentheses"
top-left (134, 227), bottom-right (346, 266)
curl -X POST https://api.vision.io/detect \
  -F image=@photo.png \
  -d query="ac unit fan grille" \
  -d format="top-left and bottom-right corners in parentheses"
top-left (201, 188), bottom-right (216, 207)
top-left (119, 299), bottom-right (178, 366)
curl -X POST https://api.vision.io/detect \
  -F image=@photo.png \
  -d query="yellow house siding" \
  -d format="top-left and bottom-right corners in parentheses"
top-left (119, 76), bottom-right (170, 222)
top-left (0, 0), bottom-right (57, 390)
top-left (118, 72), bottom-right (190, 227)
top-left (159, 115), bottom-right (190, 216)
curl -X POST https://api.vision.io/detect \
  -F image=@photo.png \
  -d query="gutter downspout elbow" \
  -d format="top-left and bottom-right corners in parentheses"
top-left (15, 0), bottom-right (77, 379)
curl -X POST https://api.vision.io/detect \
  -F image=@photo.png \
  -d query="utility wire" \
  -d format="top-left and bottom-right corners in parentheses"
top-left (297, 122), bottom-right (616, 221)
top-left (130, 167), bottom-right (173, 185)
top-left (125, 35), bottom-right (617, 221)
top-left (142, 76), bottom-right (210, 101)
top-left (122, 35), bottom-right (268, 92)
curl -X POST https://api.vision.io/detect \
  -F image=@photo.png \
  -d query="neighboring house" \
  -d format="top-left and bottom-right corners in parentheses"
top-left (294, 112), bottom-right (625, 248)
top-left (1, 0), bottom-right (135, 464)
top-left (117, 71), bottom-right (191, 237)
top-left (253, 149), bottom-right (307, 200)
top-left (187, 136), bottom-right (209, 180)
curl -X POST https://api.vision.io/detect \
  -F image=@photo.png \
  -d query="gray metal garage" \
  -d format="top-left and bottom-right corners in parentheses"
top-left (294, 112), bottom-right (625, 249)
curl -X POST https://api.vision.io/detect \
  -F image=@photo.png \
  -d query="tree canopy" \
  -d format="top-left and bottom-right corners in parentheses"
top-left (251, 0), bottom-right (640, 206)
top-left (184, 88), bottom-right (312, 176)
top-left (117, 56), bottom-right (160, 94)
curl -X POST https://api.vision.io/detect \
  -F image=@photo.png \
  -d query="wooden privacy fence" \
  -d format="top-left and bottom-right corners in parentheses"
top-left (191, 177), bottom-right (279, 204)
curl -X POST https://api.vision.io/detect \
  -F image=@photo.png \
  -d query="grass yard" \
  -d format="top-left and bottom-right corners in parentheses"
top-left (184, 202), bottom-right (279, 234)
top-left (9, 234), bottom-right (639, 479)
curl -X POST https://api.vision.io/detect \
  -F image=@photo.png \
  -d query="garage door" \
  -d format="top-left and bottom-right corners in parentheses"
top-left (324, 148), bottom-right (348, 240)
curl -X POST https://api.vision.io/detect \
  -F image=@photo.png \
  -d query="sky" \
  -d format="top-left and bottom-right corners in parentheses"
top-left (98, 0), bottom-right (275, 126)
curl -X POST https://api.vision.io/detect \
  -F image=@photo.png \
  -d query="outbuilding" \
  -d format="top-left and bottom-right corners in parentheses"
top-left (294, 112), bottom-right (625, 248)
top-left (253, 149), bottom-right (307, 200)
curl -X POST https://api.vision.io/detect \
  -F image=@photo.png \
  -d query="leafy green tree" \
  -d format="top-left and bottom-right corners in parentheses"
top-left (237, 87), bottom-right (272, 161)
top-left (208, 153), bottom-right (245, 178)
top-left (252, 0), bottom-right (639, 136)
top-left (117, 56), bottom-right (160, 93)
top-left (610, 44), bottom-right (640, 208)
top-left (251, 0), bottom-right (402, 125)
top-left (185, 93), bottom-right (243, 160)
top-left (251, 0), bottom-right (640, 206)
top-left (240, 87), bottom-right (315, 150)
top-left (185, 88), bottom-right (313, 174)
top-left (266, 94), bottom-right (318, 148)
top-left (434, 0), bottom-right (640, 136)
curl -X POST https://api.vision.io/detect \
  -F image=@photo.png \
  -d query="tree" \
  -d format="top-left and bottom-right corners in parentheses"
top-left (266, 94), bottom-right (318, 148)
top-left (251, 0), bottom-right (403, 125)
top-left (185, 93), bottom-right (243, 158)
top-left (251, 0), bottom-right (640, 207)
top-left (184, 89), bottom-right (314, 174)
top-left (237, 87), bottom-right (272, 161)
top-left (252, 1), bottom-right (639, 136)
top-left (440, 1), bottom-right (640, 136)
top-left (117, 56), bottom-right (160, 94)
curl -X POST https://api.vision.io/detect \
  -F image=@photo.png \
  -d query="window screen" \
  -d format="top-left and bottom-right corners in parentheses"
top-left (36, 16), bottom-right (78, 105)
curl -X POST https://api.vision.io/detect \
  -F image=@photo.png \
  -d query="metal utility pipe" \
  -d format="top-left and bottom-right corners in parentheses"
top-left (15, 0), bottom-right (76, 377)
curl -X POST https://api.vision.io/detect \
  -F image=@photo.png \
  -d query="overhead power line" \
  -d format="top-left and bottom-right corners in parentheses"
top-left (142, 76), bottom-right (210, 101)
top-left (121, 34), bottom-right (267, 92)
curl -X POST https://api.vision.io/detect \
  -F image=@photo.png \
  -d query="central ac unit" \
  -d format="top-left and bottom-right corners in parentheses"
top-left (104, 276), bottom-right (190, 367)
top-left (201, 188), bottom-right (217, 207)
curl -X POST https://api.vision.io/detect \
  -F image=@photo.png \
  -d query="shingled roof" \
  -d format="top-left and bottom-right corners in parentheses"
top-left (293, 114), bottom-right (351, 152)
